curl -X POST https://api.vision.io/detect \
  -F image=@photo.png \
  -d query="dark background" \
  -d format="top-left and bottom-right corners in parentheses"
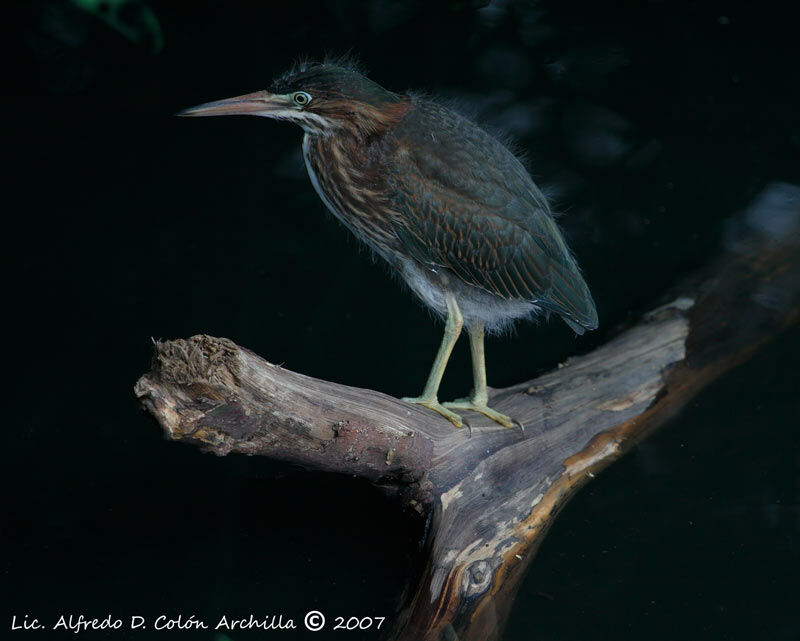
top-left (6, 1), bottom-right (799, 639)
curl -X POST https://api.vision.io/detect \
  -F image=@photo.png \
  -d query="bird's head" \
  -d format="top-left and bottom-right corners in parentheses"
top-left (178, 62), bottom-right (409, 137)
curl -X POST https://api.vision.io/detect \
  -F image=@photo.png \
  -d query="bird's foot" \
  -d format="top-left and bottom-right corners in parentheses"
top-left (401, 396), bottom-right (464, 428)
top-left (443, 397), bottom-right (515, 428)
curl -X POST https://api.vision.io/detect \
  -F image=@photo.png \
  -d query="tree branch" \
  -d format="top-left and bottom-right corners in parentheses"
top-left (135, 186), bottom-right (799, 641)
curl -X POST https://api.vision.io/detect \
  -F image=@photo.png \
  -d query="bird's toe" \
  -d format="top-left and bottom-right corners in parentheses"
top-left (401, 396), bottom-right (464, 428)
top-left (443, 399), bottom-right (515, 429)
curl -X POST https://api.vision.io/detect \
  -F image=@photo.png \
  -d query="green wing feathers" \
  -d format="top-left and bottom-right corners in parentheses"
top-left (389, 104), bottom-right (598, 332)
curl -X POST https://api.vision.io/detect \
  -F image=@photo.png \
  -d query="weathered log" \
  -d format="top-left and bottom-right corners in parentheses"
top-left (135, 186), bottom-right (799, 641)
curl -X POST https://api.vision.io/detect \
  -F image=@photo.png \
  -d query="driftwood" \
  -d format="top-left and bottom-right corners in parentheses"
top-left (135, 191), bottom-right (799, 641)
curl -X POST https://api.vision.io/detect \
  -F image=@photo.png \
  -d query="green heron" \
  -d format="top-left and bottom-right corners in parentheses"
top-left (178, 61), bottom-right (598, 428)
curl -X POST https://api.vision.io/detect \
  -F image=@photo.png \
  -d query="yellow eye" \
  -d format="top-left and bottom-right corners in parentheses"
top-left (293, 91), bottom-right (312, 107)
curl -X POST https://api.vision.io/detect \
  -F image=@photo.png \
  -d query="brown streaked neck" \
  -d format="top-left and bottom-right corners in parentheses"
top-left (334, 95), bottom-right (413, 140)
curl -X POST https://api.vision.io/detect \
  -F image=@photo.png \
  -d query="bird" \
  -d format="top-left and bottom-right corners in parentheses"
top-left (178, 59), bottom-right (598, 429)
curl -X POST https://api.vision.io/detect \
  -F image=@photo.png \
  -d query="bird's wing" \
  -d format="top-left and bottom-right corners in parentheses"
top-left (387, 103), bottom-right (597, 331)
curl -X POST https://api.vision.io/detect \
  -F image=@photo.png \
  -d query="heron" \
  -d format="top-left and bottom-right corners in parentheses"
top-left (178, 60), bottom-right (598, 428)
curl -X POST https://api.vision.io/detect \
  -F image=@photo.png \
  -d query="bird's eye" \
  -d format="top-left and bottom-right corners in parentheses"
top-left (293, 91), bottom-right (312, 107)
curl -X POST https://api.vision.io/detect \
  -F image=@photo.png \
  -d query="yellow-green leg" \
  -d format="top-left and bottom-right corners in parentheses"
top-left (444, 323), bottom-right (515, 428)
top-left (402, 295), bottom-right (465, 427)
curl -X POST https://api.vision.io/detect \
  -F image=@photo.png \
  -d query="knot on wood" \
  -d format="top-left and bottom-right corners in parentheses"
top-left (643, 296), bottom-right (695, 322)
top-left (463, 560), bottom-right (493, 596)
top-left (152, 334), bottom-right (240, 386)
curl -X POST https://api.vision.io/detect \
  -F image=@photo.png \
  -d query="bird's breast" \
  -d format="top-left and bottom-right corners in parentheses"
top-left (302, 134), bottom-right (403, 259)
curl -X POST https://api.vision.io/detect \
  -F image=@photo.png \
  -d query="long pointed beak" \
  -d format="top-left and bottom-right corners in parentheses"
top-left (176, 90), bottom-right (290, 117)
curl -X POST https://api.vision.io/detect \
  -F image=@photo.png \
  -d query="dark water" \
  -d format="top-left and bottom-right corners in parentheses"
top-left (7, 1), bottom-right (799, 639)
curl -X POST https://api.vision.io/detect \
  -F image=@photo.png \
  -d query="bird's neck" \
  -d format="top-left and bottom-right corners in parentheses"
top-left (304, 98), bottom-right (412, 175)
top-left (327, 96), bottom-right (412, 140)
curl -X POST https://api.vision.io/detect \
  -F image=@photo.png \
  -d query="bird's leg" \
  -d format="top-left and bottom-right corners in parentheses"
top-left (402, 295), bottom-right (465, 427)
top-left (444, 323), bottom-right (515, 428)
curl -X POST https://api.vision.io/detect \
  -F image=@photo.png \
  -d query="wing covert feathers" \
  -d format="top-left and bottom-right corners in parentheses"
top-left (389, 100), bottom-right (598, 331)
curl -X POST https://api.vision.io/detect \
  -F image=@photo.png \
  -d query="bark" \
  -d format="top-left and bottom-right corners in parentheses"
top-left (135, 199), bottom-right (799, 641)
